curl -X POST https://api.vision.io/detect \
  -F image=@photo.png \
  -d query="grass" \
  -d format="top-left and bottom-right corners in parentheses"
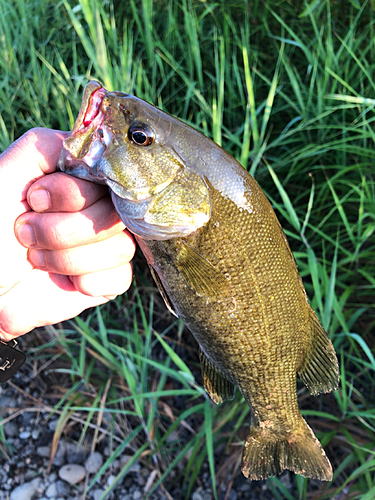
top-left (1, 0), bottom-right (375, 498)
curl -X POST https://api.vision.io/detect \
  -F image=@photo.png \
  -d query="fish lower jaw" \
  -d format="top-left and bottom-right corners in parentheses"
top-left (82, 126), bottom-right (113, 167)
top-left (70, 124), bottom-right (114, 170)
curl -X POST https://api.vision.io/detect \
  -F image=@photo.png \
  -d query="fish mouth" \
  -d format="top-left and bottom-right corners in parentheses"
top-left (60, 81), bottom-right (112, 171)
top-left (72, 81), bottom-right (106, 135)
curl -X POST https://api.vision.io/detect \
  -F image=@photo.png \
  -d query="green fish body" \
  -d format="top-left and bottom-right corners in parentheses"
top-left (58, 81), bottom-right (339, 481)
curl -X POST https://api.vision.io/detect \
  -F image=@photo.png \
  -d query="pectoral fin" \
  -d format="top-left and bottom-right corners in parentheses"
top-left (174, 241), bottom-right (231, 300)
top-left (298, 309), bottom-right (339, 396)
top-left (199, 348), bottom-right (235, 404)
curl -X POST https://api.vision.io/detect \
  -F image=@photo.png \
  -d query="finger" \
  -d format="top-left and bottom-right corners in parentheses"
top-left (0, 128), bottom-right (68, 205)
top-left (28, 231), bottom-right (136, 275)
top-left (15, 196), bottom-right (125, 250)
top-left (0, 129), bottom-right (67, 292)
top-left (0, 269), bottom-right (110, 338)
top-left (70, 263), bottom-right (133, 297)
top-left (27, 172), bottom-right (109, 213)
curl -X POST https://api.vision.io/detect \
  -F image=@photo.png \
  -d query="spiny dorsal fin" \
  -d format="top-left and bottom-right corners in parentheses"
top-left (298, 309), bottom-right (339, 396)
top-left (199, 348), bottom-right (235, 404)
top-left (174, 240), bottom-right (231, 300)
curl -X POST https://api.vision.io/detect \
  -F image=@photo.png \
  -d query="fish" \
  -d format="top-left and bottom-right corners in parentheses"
top-left (58, 80), bottom-right (339, 481)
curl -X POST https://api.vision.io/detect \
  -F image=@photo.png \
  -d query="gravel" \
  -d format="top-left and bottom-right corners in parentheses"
top-left (0, 343), bottom-right (294, 500)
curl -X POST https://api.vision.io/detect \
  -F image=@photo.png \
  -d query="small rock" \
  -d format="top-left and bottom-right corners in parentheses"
top-left (53, 441), bottom-right (67, 466)
top-left (55, 480), bottom-right (70, 496)
top-left (192, 490), bottom-right (204, 500)
top-left (107, 475), bottom-right (115, 486)
top-left (24, 469), bottom-right (37, 480)
top-left (85, 452), bottom-right (103, 474)
top-left (19, 431), bottom-right (31, 439)
top-left (37, 445), bottom-right (51, 458)
top-left (93, 489), bottom-right (105, 500)
top-left (66, 442), bottom-right (87, 464)
top-left (31, 478), bottom-right (41, 490)
top-left (58, 464), bottom-right (86, 485)
top-left (240, 482), bottom-right (250, 491)
top-left (0, 396), bottom-right (17, 411)
top-left (48, 420), bottom-right (58, 431)
top-left (45, 482), bottom-right (58, 498)
top-left (21, 413), bottom-right (33, 426)
top-left (31, 429), bottom-right (40, 440)
top-left (133, 491), bottom-right (142, 500)
top-left (10, 478), bottom-right (41, 500)
top-left (137, 475), bottom-right (146, 487)
top-left (120, 455), bottom-right (140, 472)
top-left (4, 422), bottom-right (18, 437)
top-left (48, 473), bottom-right (57, 483)
top-left (226, 490), bottom-right (237, 500)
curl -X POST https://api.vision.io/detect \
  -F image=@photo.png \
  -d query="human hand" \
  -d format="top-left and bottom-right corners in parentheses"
top-left (0, 128), bottom-right (135, 340)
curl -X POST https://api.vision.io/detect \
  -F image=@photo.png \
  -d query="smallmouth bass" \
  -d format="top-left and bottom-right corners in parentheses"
top-left (58, 81), bottom-right (339, 481)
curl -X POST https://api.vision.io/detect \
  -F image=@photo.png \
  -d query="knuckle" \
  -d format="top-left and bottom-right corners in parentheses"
top-left (36, 215), bottom-right (73, 250)
top-left (57, 251), bottom-right (75, 275)
top-left (20, 128), bottom-right (43, 148)
top-left (45, 249), bottom-right (74, 275)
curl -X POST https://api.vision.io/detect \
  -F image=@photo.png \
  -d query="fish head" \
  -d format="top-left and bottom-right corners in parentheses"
top-left (58, 81), bottom-right (211, 239)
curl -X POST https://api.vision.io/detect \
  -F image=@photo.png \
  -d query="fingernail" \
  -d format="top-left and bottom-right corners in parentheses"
top-left (16, 224), bottom-right (37, 247)
top-left (28, 249), bottom-right (46, 268)
top-left (29, 188), bottom-right (50, 211)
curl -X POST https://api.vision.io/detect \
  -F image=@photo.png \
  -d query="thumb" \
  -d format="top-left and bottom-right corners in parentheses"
top-left (0, 128), bottom-right (69, 205)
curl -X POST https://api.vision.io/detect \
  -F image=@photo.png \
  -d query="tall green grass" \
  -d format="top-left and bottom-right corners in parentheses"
top-left (1, 0), bottom-right (375, 498)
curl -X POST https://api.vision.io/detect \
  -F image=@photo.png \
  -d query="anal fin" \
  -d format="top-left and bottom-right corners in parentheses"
top-left (298, 310), bottom-right (339, 396)
top-left (199, 348), bottom-right (235, 404)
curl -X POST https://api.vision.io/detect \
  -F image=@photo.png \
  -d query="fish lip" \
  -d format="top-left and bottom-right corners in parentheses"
top-left (62, 81), bottom-right (108, 160)
top-left (72, 80), bottom-right (106, 135)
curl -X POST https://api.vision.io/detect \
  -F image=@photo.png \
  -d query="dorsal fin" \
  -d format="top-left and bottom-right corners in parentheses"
top-left (298, 309), bottom-right (339, 396)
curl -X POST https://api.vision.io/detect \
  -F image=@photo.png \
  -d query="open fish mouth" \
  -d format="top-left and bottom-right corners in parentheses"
top-left (72, 81), bottom-right (106, 135)
top-left (59, 81), bottom-right (113, 172)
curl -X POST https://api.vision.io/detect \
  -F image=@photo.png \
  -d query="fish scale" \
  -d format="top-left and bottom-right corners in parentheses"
top-left (59, 80), bottom-right (340, 481)
top-left (145, 186), bottom-right (303, 410)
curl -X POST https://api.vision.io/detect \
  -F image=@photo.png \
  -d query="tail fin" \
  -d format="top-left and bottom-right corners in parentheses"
top-left (241, 419), bottom-right (332, 481)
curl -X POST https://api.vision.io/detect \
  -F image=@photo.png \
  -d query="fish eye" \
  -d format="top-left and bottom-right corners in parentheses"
top-left (128, 123), bottom-right (154, 146)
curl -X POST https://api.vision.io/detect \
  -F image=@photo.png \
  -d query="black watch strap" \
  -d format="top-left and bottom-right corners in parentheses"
top-left (0, 339), bottom-right (26, 382)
